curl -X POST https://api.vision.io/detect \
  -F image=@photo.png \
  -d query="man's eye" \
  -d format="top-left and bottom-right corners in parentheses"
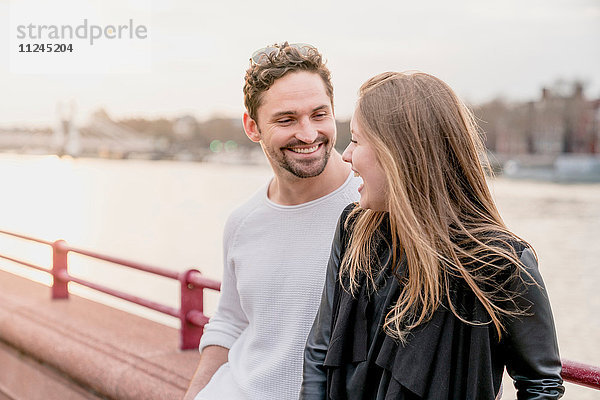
top-left (350, 139), bottom-right (357, 144)
top-left (277, 118), bottom-right (293, 124)
top-left (314, 113), bottom-right (327, 119)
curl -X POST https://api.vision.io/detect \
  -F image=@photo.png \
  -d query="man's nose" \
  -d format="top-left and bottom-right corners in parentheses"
top-left (295, 118), bottom-right (318, 143)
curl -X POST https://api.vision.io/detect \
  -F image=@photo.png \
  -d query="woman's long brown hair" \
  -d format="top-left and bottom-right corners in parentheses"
top-left (341, 72), bottom-right (532, 342)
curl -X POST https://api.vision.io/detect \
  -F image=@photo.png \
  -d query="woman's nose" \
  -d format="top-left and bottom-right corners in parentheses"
top-left (341, 143), bottom-right (354, 163)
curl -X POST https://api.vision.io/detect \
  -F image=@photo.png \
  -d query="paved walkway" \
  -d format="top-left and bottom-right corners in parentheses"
top-left (0, 270), bottom-right (200, 399)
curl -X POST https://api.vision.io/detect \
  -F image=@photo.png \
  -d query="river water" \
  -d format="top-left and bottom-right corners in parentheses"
top-left (0, 154), bottom-right (598, 398)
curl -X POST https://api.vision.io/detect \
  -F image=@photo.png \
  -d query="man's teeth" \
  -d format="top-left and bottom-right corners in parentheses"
top-left (290, 145), bottom-right (319, 154)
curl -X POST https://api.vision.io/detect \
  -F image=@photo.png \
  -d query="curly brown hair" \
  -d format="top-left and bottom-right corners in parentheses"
top-left (243, 42), bottom-right (334, 122)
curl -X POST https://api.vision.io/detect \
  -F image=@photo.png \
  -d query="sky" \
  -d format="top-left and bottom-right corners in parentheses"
top-left (0, 0), bottom-right (599, 128)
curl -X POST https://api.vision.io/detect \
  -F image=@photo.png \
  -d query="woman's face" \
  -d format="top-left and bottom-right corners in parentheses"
top-left (342, 113), bottom-right (388, 211)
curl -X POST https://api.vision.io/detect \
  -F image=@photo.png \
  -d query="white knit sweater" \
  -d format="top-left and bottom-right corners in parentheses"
top-left (197, 173), bottom-right (360, 400)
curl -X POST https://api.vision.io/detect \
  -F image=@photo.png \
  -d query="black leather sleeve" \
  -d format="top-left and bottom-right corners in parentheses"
top-left (299, 211), bottom-right (346, 399)
top-left (504, 247), bottom-right (565, 399)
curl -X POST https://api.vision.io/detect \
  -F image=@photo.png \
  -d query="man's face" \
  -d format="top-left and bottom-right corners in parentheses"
top-left (246, 71), bottom-right (336, 179)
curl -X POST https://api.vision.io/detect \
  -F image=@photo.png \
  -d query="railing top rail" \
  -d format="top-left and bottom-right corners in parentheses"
top-left (562, 359), bottom-right (600, 389)
top-left (0, 229), bottom-right (54, 246)
top-left (55, 241), bottom-right (180, 280)
top-left (187, 270), bottom-right (221, 291)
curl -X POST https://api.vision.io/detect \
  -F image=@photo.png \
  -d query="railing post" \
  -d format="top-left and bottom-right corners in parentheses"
top-left (52, 240), bottom-right (69, 299)
top-left (179, 269), bottom-right (205, 350)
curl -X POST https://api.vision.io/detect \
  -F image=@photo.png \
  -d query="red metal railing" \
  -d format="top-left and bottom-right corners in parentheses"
top-left (562, 359), bottom-right (600, 390)
top-left (0, 229), bottom-right (599, 390)
top-left (0, 229), bottom-right (220, 350)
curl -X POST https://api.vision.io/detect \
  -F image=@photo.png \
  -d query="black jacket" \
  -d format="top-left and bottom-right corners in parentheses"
top-left (301, 205), bottom-right (564, 399)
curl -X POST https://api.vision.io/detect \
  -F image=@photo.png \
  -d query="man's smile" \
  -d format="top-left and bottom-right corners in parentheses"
top-left (285, 143), bottom-right (322, 155)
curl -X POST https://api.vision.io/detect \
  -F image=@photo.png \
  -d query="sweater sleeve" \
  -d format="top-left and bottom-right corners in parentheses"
top-left (199, 213), bottom-right (249, 352)
top-left (504, 247), bottom-right (565, 399)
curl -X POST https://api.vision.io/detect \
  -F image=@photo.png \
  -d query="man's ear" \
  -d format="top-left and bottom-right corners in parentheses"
top-left (243, 112), bottom-right (261, 143)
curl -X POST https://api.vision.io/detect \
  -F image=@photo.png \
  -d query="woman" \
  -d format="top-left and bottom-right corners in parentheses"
top-left (300, 72), bottom-right (564, 399)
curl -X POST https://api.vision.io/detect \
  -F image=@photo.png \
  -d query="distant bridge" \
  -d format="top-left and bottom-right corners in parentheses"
top-left (0, 115), bottom-right (163, 158)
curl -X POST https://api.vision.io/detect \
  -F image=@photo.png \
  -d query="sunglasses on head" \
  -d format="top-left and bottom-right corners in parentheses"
top-left (250, 43), bottom-right (316, 65)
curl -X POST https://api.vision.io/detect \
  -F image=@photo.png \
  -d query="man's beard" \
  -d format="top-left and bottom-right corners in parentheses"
top-left (264, 135), bottom-right (332, 179)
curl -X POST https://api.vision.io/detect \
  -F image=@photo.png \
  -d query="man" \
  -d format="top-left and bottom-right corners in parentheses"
top-left (184, 42), bottom-right (360, 400)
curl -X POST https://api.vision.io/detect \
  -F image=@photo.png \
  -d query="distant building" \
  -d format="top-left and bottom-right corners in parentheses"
top-left (531, 83), bottom-right (599, 155)
top-left (476, 83), bottom-right (600, 156)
